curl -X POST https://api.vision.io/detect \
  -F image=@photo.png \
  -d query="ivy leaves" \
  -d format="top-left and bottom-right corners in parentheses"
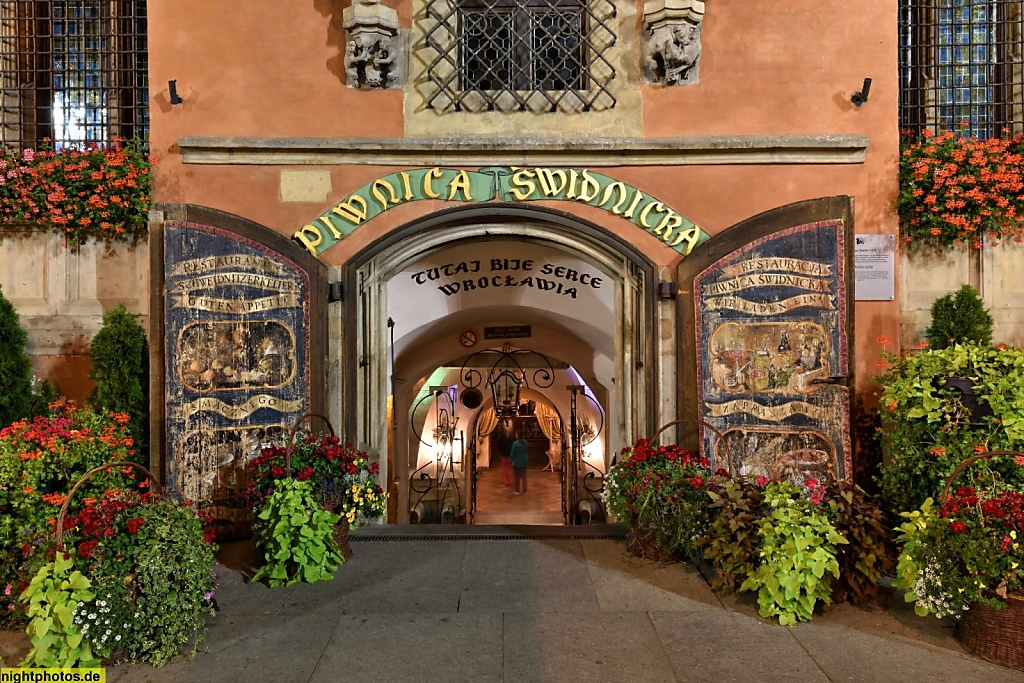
top-left (254, 478), bottom-right (344, 587)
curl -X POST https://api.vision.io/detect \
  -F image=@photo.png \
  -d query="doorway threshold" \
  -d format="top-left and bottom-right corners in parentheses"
top-left (350, 523), bottom-right (626, 541)
top-left (472, 511), bottom-right (564, 526)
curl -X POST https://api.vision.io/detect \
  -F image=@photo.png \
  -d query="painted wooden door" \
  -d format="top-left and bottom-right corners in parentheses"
top-left (157, 206), bottom-right (327, 539)
top-left (678, 197), bottom-right (854, 481)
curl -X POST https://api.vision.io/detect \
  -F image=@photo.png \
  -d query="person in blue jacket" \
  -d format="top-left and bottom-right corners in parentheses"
top-left (509, 431), bottom-right (530, 495)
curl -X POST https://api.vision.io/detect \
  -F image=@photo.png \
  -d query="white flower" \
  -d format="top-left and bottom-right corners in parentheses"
top-left (115, 635), bottom-right (121, 641)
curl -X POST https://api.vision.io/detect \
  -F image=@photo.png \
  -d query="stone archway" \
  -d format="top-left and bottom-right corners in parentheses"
top-left (333, 204), bottom-right (662, 523)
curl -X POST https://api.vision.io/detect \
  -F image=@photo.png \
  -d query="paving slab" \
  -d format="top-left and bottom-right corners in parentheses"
top-left (115, 612), bottom-right (340, 683)
top-left (217, 541), bottom-right (468, 616)
top-left (650, 610), bottom-right (831, 683)
top-left (458, 540), bottom-right (600, 613)
top-left (790, 620), bottom-right (1024, 683)
top-left (503, 612), bottom-right (681, 683)
top-left (309, 613), bottom-right (503, 683)
top-left (582, 540), bottom-right (722, 612)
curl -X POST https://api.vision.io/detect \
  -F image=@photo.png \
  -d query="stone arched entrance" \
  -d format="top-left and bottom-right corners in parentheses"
top-left (333, 205), bottom-right (662, 524)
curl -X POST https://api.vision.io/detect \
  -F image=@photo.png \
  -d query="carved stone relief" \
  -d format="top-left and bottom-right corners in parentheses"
top-left (642, 0), bottom-right (705, 86)
top-left (344, 0), bottom-right (401, 89)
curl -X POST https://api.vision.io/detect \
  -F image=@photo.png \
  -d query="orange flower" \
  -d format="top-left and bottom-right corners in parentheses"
top-left (916, 340), bottom-right (929, 348)
top-left (22, 486), bottom-right (34, 494)
top-left (929, 447), bottom-right (947, 457)
top-left (975, 444), bottom-right (988, 454)
top-left (41, 492), bottom-right (66, 506)
top-left (888, 400), bottom-right (898, 411)
top-left (876, 335), bottom-right (892, 345)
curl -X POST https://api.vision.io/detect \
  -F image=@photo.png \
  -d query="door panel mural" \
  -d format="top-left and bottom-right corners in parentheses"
top-left (162, 215), bottom-right (325, 539)
top-left (680, 199), bottom-right (853, 482)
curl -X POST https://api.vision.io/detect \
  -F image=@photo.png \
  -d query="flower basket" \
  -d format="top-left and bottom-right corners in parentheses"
top-left (940, 450), bottom-right (1024, 670)
top-left (283, 413), bottom-right (352, 560)
top-left (610, 419), bottom-right (728, 562)
top-left (625, 515), bottom-right (683, 563)
top-left (54, 460), bottom-right (162, 548)
top-left (41, 461), bottom-right (217, 666)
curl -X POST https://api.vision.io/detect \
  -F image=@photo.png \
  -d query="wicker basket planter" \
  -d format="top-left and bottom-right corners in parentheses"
top-left (955, 592), bottom-right (1024, 671)
top-left (625, 516), bottom-right (682, 563)
top-left (939, 451), bottom-right (1024, 671)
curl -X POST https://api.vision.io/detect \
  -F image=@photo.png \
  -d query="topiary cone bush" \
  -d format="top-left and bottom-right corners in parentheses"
top-left (0, 283), bottom-right (33, 428)
top-left (924, 284), bottom-right (994, 349)
top-left (88, 304), bottom-right (149, 459)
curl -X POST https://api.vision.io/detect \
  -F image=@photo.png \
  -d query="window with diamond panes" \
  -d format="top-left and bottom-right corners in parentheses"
top-left (424, 0), bottom-right (615, 113)
top-left (900, 0), bottom-right (1024, 137)
top-left (0, 0), bottom-right (148, 152)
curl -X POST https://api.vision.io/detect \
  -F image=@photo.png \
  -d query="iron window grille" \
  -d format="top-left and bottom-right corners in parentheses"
top-left (900, 0), bottom-right (1024, 138)
top-left (0, 0), bottom-right (148, 152)
top-left (423, 0), bottom-right (617, 113)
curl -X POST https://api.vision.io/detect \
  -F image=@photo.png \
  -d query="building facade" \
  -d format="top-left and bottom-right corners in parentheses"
top-left (4, 0), bottom-right (922, 531)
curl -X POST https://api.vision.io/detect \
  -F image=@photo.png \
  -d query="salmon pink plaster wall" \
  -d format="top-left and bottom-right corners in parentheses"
top-left (147, 0), bottom-right (405, 194)
top-left (147, 0), bottom-right (900, 401)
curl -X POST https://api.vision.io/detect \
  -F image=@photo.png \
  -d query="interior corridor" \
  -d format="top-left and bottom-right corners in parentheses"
top-left (472, 460), bottom-right (563, 525)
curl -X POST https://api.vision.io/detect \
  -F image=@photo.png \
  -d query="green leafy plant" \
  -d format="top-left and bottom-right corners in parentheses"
top-left (20, 551), bottom-right (99, 668)
top-left (827, 482), bottom-right (895, 604)
top-left (897, 127), bottom-right (1024, 248)
top-left (603, 438), bottom-right (715, 560)
top-left (876, 343), bottom-right (1024, 517)
top-left (924, 284), bottom-right (994, 349)
top-left (0, 282), bottom-right (33, 429)
top-left (63, 489), bottom-right (217, 665)
top-left (253, 478), bottom-right (343, 587)
top-left (740, 480), bottom-right (848, 626)
top-left (0, 140), bottom-right (152, 244)
top-left (699, 476), bottom-right (766, 594)
top-left (248, 434), bottom-right (386, 530)
top-left (88, 304), bottom-right (149, 460)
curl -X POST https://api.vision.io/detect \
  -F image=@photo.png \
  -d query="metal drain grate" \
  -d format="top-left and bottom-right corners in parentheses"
top-left (350, 525), bottom-right (626, 542)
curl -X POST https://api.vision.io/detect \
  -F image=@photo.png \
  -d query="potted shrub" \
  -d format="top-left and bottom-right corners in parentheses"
top-left (602, 437), bottom-right (714, 561)
top-left (893, 451), bottom-right (1024, 670)
top-left (88, 304), bottom-right (149, 459)
top-left (924, 284), bottom-right (994, 350)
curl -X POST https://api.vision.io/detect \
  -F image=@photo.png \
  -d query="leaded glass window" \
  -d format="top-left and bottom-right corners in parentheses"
top-left (900, 0), bottom-right (1024, 137)
top-left (0, 0), bottom-right (148, 151)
